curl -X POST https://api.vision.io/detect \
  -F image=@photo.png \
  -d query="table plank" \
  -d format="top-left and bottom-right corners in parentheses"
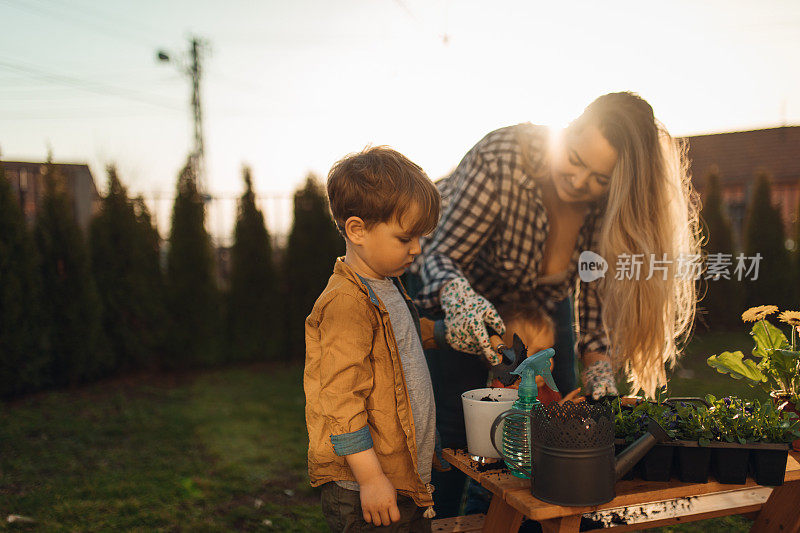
top-left (582, 486), bottom-right (772, 530)
top-left (442, 449), bottom-right (800, 526)
top-left (587, 504), bottom-right (764, 532)
top-left (504, 451), bottom-right (800, 521)
top-left (443, 448), bottom-right (487, 484)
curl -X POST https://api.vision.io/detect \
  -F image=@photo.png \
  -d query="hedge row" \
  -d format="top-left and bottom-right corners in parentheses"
top-left (0, 160), bottom-right (342, 399)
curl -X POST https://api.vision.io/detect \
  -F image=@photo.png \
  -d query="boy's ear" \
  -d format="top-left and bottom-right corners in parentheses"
top-left (344, 216), bottom-right (366, 244)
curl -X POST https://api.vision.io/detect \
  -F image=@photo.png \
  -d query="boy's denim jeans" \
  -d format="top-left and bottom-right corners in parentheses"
top-left (320, 482), bottom-right (432, 533)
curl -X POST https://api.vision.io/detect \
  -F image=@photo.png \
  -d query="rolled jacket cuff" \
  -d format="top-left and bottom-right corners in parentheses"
top-left (330, 425), bottom-right (373, 456)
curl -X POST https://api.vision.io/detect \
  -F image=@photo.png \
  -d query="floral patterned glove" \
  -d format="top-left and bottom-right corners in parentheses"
top-left (581, 360), bottom-right (619, 400)
top-left (439, 277), bottom-right (505, 365)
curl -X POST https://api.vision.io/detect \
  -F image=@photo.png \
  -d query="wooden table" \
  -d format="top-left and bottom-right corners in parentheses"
top-left (442, 448), bottom-right (800, 532)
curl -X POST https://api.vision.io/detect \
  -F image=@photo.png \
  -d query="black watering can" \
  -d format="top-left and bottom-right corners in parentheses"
top-left (491, 401), bottom-right (668, 506)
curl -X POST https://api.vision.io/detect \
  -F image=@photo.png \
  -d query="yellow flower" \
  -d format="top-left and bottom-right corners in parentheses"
top-left (777, 310), bottom-right (800, 327)
top-left (741, 305), bottom-right (779, 323)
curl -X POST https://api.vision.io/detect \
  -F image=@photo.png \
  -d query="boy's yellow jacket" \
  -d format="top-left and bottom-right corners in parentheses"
top-left (304, 258), bottom-right (440, 508)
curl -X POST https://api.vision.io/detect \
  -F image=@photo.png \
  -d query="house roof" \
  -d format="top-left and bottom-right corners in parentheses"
top-left (683, 126), bottom-right (800, 189)
top-left (3, 161), bottom-right (99, 199)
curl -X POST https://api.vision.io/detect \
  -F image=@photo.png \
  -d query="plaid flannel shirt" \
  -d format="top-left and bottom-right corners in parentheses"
top-left (409, 123), bottom-right (609, 356)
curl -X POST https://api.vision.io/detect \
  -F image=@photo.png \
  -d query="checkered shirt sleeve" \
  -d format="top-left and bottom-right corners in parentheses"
top-left (575, 220), bottom-right (609, 355)
top-left (414, 133), bottom-right (504, 310)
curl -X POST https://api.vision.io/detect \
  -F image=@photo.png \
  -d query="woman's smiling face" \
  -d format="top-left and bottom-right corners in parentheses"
top-left (550, 123), bottom-right (618, 204)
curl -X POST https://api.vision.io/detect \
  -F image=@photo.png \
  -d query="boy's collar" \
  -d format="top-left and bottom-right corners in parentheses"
top-left (334, 258), bottom-right (381, 306)
top-left (333, 257), bottom-right (410, 306)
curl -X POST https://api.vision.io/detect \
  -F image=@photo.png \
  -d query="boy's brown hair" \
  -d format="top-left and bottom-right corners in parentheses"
top-left (327, 146), bottom-right (440, 237)
top-left (496, 301), bottom-right (555, 343)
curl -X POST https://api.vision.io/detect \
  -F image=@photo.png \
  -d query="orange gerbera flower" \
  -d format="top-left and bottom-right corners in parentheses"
top-left (741, 305), bottom-right (779, 323)
top-left (777, 310), bottom-right (800, 327)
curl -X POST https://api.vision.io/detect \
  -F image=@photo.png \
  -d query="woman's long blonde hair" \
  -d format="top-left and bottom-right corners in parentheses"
top-left (572, 92), bottom-right (701, 398)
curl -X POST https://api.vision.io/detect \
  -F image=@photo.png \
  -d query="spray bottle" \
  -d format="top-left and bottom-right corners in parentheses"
top-left (500, 348), bottom-right (559, 478)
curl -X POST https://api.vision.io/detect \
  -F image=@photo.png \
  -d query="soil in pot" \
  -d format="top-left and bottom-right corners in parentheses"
top-left (673, 444), bottom-right (711, 483)
top-left (710, 446), bottom-right (749, 484)
top-left (750, 446), bottom-right (790, 486)
top-left (639, 444), bottom-right (673, 481)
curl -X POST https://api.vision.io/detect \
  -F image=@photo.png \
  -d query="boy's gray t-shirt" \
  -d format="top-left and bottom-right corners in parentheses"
top-left (337, 277), bottom-right (436, 491)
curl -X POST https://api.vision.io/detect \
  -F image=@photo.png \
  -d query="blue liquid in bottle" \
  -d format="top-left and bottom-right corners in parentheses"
top-left (501, 348), bottom-right (558, 479)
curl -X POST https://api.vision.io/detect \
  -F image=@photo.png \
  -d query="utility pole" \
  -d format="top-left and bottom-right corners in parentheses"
top-left (157, 36), bottom-right (209, 196)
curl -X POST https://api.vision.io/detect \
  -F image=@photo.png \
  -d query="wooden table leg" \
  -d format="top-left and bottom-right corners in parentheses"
top-left (482, 495), bottom-right (524, 533)
top-left (537, 514), bottom-right (581, 533)
top-left (750, 481), bottom-right (800, 533)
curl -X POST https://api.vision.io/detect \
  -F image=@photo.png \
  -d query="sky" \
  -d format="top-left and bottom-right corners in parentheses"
top-left (1, 0), bottom-right (799, 241)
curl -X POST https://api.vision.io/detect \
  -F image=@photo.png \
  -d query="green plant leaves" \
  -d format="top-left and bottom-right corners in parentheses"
top-left (613, 395), bottom-right (800, 444)
top-left (706, 351), bottom-right (767, 383)
top-left (750, 320), bottom-right (789, 358)
top-left (767, 349), bottom-right (800, 391)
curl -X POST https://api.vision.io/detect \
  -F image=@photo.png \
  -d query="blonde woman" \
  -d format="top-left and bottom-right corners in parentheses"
top-left (409, 89), bottom-right (699, 465)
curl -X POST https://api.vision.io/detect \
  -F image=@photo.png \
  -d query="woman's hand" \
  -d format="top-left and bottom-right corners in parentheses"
top-left (581, 353), bottom-right (618, 400)
top-left (440, 277), bottom-right (505, 365)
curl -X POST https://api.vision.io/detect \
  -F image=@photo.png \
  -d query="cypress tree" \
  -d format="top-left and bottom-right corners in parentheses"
top-left (283, 174), bottom-right (344, 358)
top-left (226, 167), bottom-right (278, 362)
top-left (0, 160), bottom-right (49, 397)
top-left (699, 172), bottom-right (743, 328)
top-left (743, 172), bottom-right (794, 309)
top-left (90, 166), bottom-right (163, 372)
top-left (34, 161), bottom-right (104, 385)
top-left (165, 160), bottom-right (219, 368)
top-left (132, 195), bottom-right (167, 365)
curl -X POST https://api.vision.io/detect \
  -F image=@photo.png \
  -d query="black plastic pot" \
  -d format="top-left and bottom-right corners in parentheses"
top-left (710, 443), bottom-right (749, 484)
top-left (749, 443), bottom-right (790, 486)
top-left (668, 441), bottom-right (711, 483)
top-left (639, 443), bottom-right (674, 481)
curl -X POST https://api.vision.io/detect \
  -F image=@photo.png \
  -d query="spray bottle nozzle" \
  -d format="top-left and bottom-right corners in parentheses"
top-left (510, 348), bottom-right (559, 400)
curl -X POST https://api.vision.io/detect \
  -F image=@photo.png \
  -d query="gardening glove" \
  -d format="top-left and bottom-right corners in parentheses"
top-left (439, 276), bottom-right (505, 365)
top-left (581, 360), bottom-right (619, 400)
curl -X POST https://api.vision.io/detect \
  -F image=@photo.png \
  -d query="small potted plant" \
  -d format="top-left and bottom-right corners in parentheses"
top-left (611, 395), bottom-right (678, 481)
top-left (637, 396), bottom-right (678, 481)
top-left (669, 400), bottom-right (715, 483)
top-left (613, 391), bottom-right (684, 482)
top-left (705, 395), bottom-right (758, 484)
top-left (748, 399), bottom-right (800, 486)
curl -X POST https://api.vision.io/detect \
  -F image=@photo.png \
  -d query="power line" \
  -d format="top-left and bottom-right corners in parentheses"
top-left (0, 0), bottom-right (164, 48)
top-left (0, 57), bottom-right (181, 111)
top-left (0, 109), bottom-right (183, 120)
top-left (36, 0), bottom-right (166, 38)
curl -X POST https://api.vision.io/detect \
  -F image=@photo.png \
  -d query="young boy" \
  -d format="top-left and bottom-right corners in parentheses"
top-left (489, 303), bottom-right (562, 404)
top-left (304, 146), bottom-right (441, 532)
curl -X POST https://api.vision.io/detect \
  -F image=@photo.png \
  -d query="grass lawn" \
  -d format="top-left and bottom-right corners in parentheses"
top-left (1, 364), bottom-right (325, 531)
top-left (0, 329), bottom-right (771, 531)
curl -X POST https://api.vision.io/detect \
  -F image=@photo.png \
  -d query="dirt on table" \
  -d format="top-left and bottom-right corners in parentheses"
top-left (451, 448), bottom-right (507, 473)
